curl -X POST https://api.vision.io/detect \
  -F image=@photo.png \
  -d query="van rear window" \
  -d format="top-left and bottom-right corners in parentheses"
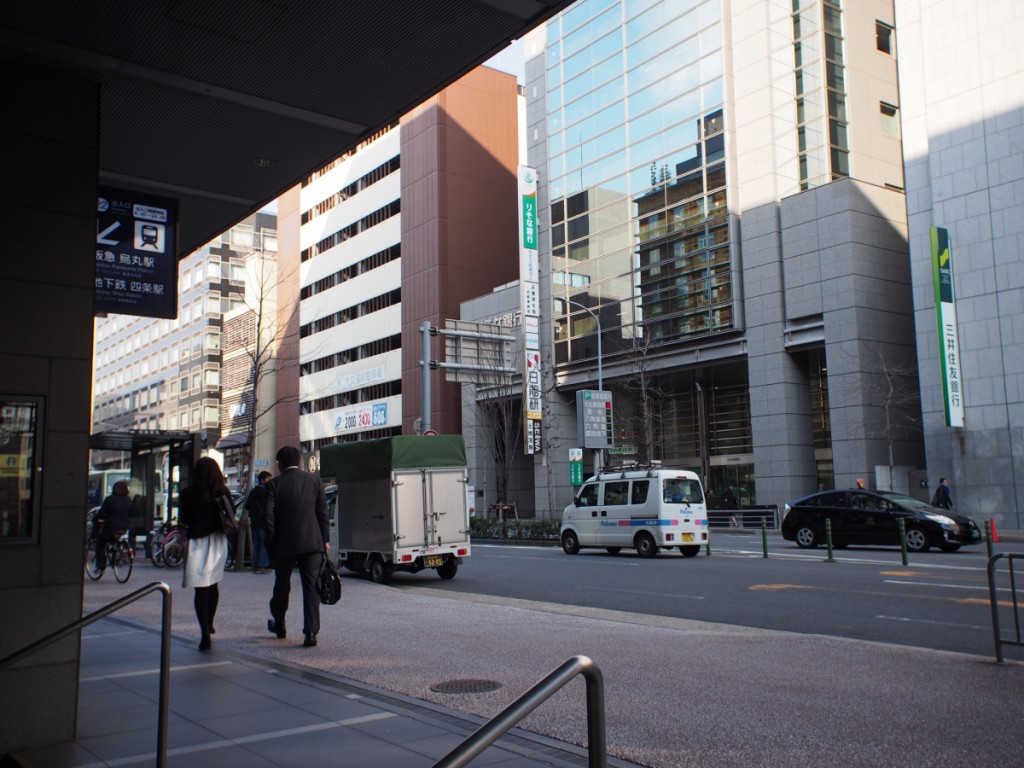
top-left (663, 479), bottom-right (702, 504)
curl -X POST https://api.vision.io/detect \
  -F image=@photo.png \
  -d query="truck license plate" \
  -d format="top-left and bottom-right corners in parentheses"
top-left (423, 556), bottom-right (443, 567)
top-left (681, 533), bottom-right (694, 542)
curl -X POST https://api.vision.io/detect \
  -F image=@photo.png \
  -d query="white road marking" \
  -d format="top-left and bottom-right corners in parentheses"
top-left (80, 661), bottom-right (233, 682)
top-left (76, 712), bottom-right (397, 767)
top-left (883, 580), bottom-right (1005, 592)
top-left (877, 615), bottom-right (989, 631)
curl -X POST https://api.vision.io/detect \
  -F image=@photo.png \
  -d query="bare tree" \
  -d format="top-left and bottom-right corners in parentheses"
top-left (862, 346), bottom-right (923, 491)
top-left (221, 251), bottom-right (306, 493)
top-left (473, 333), bottom-right (523, 514)
top-left (619, 327), bottom-right (665, 462)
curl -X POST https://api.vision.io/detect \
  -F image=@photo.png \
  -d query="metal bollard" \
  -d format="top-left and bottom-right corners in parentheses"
top-left (761, 516), bottom-right (768, 559)
top-left (706, 530), bottom-right (712, 557)
top-left (985, 520), bottom-right (995, 561)
top-left (825, 518), bottom-right (835, 563)
top-left (898, 517), bottom-right (909, 566)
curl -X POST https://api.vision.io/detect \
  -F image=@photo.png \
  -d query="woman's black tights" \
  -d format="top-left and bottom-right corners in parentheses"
top-left (194, 584), bottom-right (219, 649)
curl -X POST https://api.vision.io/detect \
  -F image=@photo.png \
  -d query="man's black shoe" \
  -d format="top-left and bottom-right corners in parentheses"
top-left (267, 619), bottom-right (286, 639)
top-left (303, 633), bottom-right (317, 647)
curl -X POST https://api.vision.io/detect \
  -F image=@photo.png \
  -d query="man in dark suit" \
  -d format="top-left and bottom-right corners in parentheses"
top-left (264, 445), bottom-right (329, 647)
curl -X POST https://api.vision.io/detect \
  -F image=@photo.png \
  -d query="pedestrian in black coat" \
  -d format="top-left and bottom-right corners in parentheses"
top-left (95, 480), bottom-right (132, 569)
top-left (265, 445), bottom-right (329, 647)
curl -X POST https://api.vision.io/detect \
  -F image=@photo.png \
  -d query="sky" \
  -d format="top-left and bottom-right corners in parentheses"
top-left (485, 39), bottom-right (526, 84)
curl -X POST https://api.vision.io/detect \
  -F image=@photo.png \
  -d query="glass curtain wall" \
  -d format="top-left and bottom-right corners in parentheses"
top-left (793, 0), bottom-right (849, 189)
top-left (547, 0), bottom-right (731, 367)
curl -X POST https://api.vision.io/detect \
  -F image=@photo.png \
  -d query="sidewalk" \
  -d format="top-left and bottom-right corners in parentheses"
top-left (12, 615), bottom-right (629, 768)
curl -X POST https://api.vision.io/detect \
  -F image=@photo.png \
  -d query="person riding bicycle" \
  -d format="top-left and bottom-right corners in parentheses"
top-left (95, 480), bottom-right (132, 569)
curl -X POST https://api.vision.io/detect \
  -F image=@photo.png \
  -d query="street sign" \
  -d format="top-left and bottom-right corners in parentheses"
top-left (576, 390), bottom-right (613, 449)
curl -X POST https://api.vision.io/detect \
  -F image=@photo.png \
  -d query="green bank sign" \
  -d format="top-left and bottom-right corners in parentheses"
top-left (931, 227), bottom-right (964, 428)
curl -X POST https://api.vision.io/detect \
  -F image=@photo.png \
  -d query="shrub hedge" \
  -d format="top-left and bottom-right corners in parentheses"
top-left (469, 517), bottom-right (561, 541)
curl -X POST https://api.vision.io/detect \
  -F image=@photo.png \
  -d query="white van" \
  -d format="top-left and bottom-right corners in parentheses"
top-left (560, 465), bottom-right (708, 557)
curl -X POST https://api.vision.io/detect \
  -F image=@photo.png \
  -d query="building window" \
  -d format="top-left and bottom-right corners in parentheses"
top-left (880, 102), bottom-right (900, 138)
top-left (876, 21), bottom-right (894, 55)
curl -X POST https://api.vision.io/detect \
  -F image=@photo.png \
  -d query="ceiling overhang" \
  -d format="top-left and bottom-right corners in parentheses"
top-left (2, 0), bottom-right (572, 256)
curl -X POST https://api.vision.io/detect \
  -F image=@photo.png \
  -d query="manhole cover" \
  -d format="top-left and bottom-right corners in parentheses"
top-left (430, 679), bottom-right (503, 694)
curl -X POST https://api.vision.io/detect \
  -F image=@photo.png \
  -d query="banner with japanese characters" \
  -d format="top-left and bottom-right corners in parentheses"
top-left (518, 166), bottom-right (543, 454)
top-left (931, 227), bottom-right (964, 428)
top-left (96, 187), bottom-right (178, 318)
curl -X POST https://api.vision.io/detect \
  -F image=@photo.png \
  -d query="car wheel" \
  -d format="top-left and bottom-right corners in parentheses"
top-left (905, 526), bottom-right (930, 552)
top-left (679, 545), bottom-right (700, 558)
top-left (795, 526), bottom-right (819, 548)
top-left (605, 547), bottom-right (621, 555)
top-left (369, 556), bottom-right (392, 584)
top-left (436, 558), bottom-right (457, 580)
top-left (635, 532), bottom-right (658, 558)
top-left (561, 530), bottom-right (580, 555)
top-left (938, 542), bottom-right (962, 552)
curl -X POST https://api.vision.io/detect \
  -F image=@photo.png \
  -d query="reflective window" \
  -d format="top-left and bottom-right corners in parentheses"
top-left (627, 37), bottom-right (699, 94)
top-left (564, 52), bottom-right (623, 104)
top-left (564, 77), bottom-right (624, 129)
top-left (563, 28), bottom-right (622, 82)
top-left (565, 3), bottom-right (618, 59)
top-left (629, 62), bottom-right (700, 117)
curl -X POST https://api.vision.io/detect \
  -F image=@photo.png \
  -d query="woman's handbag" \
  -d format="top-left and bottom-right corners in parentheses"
top-left (318, 555), bottom-right (342, 605)
top-left (216, 494), bottom-right (239, 538)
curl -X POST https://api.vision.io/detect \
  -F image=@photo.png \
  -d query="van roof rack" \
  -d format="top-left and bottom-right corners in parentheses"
top-left (598, 460), bottom-right (663, 478)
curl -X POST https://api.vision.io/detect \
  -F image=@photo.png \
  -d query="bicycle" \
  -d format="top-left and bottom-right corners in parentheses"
top-left (160, 525), bottom-right (186, 568)
top-left (85, 529), bottom-right (134, 583)
top-left (148, 521), bottom-right (185, 568)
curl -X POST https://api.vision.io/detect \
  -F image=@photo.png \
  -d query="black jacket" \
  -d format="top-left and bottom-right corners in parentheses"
top-left (247, 483), bottom-right (269, 528)
top-left (265, 468), bottom-right (328, 558)
top-left (98, 494), bottom-right (132, 535)
top-left (179, 485), bottom-right (228, 539)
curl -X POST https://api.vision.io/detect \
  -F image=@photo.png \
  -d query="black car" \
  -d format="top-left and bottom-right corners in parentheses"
top-left (781, 489), bottom-right (982, 552)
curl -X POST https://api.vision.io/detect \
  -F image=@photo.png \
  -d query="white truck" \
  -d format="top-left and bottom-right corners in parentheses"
top-left (318, 435), bottom-right (471, 584)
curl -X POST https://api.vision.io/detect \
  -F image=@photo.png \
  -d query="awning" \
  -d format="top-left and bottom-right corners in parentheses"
top-left (88, 430), bottom-right (195, 453)
top-left (216, 433), bottom-right (250, 450)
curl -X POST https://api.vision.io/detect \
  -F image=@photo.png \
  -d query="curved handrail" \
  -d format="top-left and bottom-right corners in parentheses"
top-left (988, 553), bottom-right (1023, 663)
top-left (0, 581), bottom-right (173, 768)
top-left (432, 654), bottom-right (606, 768)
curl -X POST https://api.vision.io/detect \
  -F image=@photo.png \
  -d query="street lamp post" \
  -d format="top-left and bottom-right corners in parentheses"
top-left (564, 298), bottom-right (604, 475)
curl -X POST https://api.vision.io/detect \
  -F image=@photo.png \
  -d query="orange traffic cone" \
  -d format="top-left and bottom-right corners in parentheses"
top-left (990, 517), bottom-right (1000, 543)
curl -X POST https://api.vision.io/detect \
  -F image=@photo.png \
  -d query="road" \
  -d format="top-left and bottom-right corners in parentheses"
top-left (80, 536), bottom-right (1024, 767)
top-left (403, 535), bottom-right (1013, 657)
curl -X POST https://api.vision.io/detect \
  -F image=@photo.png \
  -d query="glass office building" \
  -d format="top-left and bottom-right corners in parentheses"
top-left (525, 0), bottom-right (918, 513)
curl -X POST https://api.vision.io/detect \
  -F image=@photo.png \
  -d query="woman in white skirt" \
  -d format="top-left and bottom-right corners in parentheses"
top-left (179, 456), bottom-right (233, 650)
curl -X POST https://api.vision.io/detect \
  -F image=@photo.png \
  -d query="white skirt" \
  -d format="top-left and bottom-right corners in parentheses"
top-left (182, 533), bottom-right (228, 588)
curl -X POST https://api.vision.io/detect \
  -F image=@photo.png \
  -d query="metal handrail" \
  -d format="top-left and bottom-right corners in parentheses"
top-left (432, 655), bottom-right (606, 768)
top-left (988, 553), bottom-right (1023, 663)
top-left (0, 581), bottom-right (173, 768)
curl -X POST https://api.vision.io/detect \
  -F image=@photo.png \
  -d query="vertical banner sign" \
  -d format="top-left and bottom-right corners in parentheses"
top-left (932, 227), bottom-right (964, 428)
top-left (96, 187), bottom-right (178, 318)
top-left (519, 166), bottom-right (543, 454)
top-left (569, 448), bottom-right (584, 486)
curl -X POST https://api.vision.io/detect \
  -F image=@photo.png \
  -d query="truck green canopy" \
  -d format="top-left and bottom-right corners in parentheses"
top-left (319, 435), bottom-right (467, 482)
